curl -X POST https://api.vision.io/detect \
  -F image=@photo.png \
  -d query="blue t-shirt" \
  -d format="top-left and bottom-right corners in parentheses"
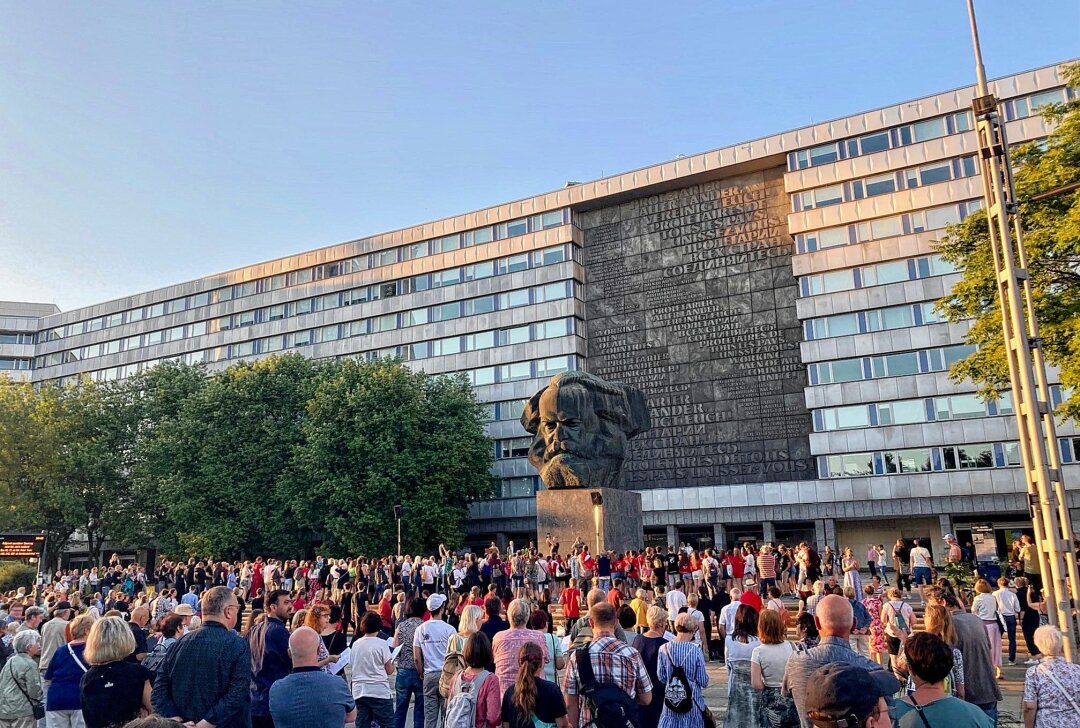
top-left (269, 668), bottom-right (353, 728)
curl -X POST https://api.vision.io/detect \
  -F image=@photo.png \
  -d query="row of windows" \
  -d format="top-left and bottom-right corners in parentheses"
top-left (799, 254), bottom-right (956, 297)
top-left (36, 246), bottom-right (573, 368)
top-left (820, 441), bottom-right (1022, 478)
top-left (804, 301), bottom-right (946, 340)
top-left (499, 476), bottom-right (541, 499)
top-left (796, 199), bottom-right (983, 254)
top-left (0, 332), bottom-right (35, 345)
top-left (43, 210), bottom-right (572, 341)
top-left (1002, 87), bottom-right (1072, 122)
top-left (789, 110), bottom-right (974, 171)
top-left (808, 344), bottom-right (977, 385)
top-left (813, 392), bottom-right (1017, 432)
top-left (793, 155), bottom-right (978, 211)
top-left (496, 436), bottom-right (533, 459)
top-left (0, 358), bottom-right (31, 371)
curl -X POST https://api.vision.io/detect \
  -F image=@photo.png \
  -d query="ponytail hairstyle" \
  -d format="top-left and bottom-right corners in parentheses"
top-left (513, 641), bottom-right (544, 719)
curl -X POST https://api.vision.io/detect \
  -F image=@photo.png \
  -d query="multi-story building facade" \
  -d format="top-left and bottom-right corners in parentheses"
top-left (10, 59), bottom-right (1079, 562)
top-left (0, 302), bottom-right (58, 381)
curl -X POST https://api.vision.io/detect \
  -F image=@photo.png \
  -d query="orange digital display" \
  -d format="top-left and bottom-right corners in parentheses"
top-left (0, 534), bottom-right (46, 559)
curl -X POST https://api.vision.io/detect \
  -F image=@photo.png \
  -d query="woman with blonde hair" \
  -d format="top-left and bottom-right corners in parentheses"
top-left (632, 606), bottom-right (669, 728)
top-left (44, 613), bottom-right (97, 728)
top-left (913, 604), bottom-right (965, 699)
top-left (500, 641), bottom-right (568, 728)
top-left (80, 616), bottom-right (152, 728)
top-left (970, 578), bottom-right (1003, 679)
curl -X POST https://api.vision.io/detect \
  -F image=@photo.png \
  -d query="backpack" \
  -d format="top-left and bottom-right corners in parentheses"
top-left (888, 602), bottom-right (910, 636)
top-left (439, 634), bottom-right (467, 698)
top-left (141, 638), bottom-right (173, 674)
top-left (444, 670), bottom-right (491, 728)
top-left (662, 649), bottom-right (693, 714)
top-left (575, 646), bottom-right (643, 728)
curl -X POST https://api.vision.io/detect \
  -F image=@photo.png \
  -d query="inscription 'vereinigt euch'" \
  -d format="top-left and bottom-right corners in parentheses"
top-left (579, 169), bottom-right (814, 489)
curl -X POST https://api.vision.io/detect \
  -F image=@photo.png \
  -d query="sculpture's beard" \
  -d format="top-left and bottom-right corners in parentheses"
top-left (539, 451), bottom-right (623, 489)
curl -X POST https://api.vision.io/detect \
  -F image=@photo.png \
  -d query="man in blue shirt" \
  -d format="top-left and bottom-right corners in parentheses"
top-left (181, 586), bottom-right (200, 613)
top-left (783, 594), bottom-right (885, 728)
top-left (270, 627), bottom-right (355, 728)
top-left (248, 590), bottom-right (293, 728)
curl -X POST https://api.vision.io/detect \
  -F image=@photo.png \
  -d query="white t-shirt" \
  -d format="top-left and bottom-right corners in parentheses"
top-left (665, 589), bottom-right (688, 615)
top-left (413, 617), bottom-right (457, 674)
top-left (751, 641), bottom-right (794, 688)
top-left (719, 602), bottom-right (740, 635)
top-left (688, 608), bottom-right (705, 645)
top-left (350, 635), bottom-right (393, 699)
top-left (910, 547), bottom-right (931, 569)
top-left (421, 564), bottom-right (437, 584)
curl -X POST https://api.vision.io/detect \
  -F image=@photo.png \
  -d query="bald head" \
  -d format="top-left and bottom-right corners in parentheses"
top-left (289, 626), bottom-right (322, 667)
top-left (815, 594), bottom-right (854, 638)
top-left (586, 588), bottom-right (606, 609)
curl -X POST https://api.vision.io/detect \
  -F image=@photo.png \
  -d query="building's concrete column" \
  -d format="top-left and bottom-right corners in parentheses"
top-left (713, 523), bottom-right (727, 552)
top-left (495, 532), bottom-right (509, 553)
top-left (666, 525), bottom-right (678, 548)
top-left (818, 518), bottom-right (837, 550)
top-left (815, 520), bottom-right (826, 552)
top-left (762, 521), bottom-right (776, 545)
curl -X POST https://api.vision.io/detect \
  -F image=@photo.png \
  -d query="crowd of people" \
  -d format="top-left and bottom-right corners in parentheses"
top-left (0, 535), bottom-right (1078, 728)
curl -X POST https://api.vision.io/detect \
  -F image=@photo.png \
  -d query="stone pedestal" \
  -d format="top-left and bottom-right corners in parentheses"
top-left (536, 487), bottom-right (643, 555)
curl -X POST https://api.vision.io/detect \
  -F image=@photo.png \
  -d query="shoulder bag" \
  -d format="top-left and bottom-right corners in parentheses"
top-left (1040, 663), bottom-right (1080, 717)
top-left (5, 661), bottom-right (45, 720)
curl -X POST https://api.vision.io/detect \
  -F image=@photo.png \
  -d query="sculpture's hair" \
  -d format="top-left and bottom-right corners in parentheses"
top-left (520, 371), bottom-right (649, 437)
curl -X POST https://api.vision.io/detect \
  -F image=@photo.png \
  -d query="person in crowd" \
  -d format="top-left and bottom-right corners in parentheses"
top-left (142, 613), bottom-right (184, 676)
top-left (860, 584), bottom-right (886, 667)
top-left (782, 594), bottom-right (884, 728)
top-left (529, 610), bottom-right (564, 687)
top-left (127, 607), bottom-right (150, 662)
top-left (801, 582), bottom-right (825, 617)
top-left (1019, 534), bottom-right (1042, 591)
top-left (723, 604), bottom-right (759, 728)
top-left (443, 604), bottom-right (482, 697)
top-left (38, 601), bottom-right (72, 675)
top-left (914, 605), bottom-right (965, 699)
top-left (845, 587), bottom-right (871, 658)
top-left (840, 548), bottom-right (862, 598)
top-left (909, 539), bottom-right (934, 604)
top-left (303, 606), bottom-right (342, 673)
top-left (17, 607), bottom-right (43, 635)
top-left (247, 589), bottom-right (293, 728)
top-left (568, 588), bottom-right (628, 648)
top-left (993, 577), bottom-right (1020, 667)
top-left (880, 586), bottom-right (914, 677)
top-left (0, 630), bottom-right (42, 728)
top-left (1023, 624), bottom-right (1080, 728)
top-left (563, 602), bottom-right (652, 728)
top-left (791, 613), bottom-right (819, 654)
top-left (1016, 577), bottom-right (1044, 664)
top-left (80, 616), bottom-right (153, 728)
top-left (446, 632), bottom-right (500, 728)
top-left (632, 605), bottom-right (669, 728)
top-left (391, 597), bottom-right (426, 728)
top-left (350, 612), bottom-right (395, 728)
top-left (413, 594), bottom-right (456, 728)
top-left (479, 597), bottom-right (509, 645)
top-left (752, 608), bottom-right (795, 728)
top-left (894, 632), bottom-right (994, 727)
top-left (926, 587), bottom-right (1002, 723)
top-left (43, 612), bottom-right (95, 728)
top-left (268, 626), bottom-right (355, 728)
top-left (491, 599), bottom-right (546, 695)
top-left (969, 579), bottom-right (1003, 680)
top-left (151, 586), bottom-right (252, 728)
top-left (803, 663), bottom-right (899, 728)
top-left (657, 612), bottom-right (709, 728)
top-left (500, 641), bottom-right (567, 728)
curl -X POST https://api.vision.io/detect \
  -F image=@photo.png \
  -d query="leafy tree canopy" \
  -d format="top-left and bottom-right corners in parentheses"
top-left (937, 62), bottom-right (1080, 421)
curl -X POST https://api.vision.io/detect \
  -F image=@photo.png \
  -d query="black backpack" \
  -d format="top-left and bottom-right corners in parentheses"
top-left (575, 646), bottom-right (643, 728)
top-left (663, 656), bottom-right (693, 714)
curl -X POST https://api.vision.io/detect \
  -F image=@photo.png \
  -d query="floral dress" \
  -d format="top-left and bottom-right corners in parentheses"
top-left (863, 594), bottom-right (886, 655)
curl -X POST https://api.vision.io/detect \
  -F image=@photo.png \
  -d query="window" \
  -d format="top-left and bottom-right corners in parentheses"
top-left (432, 269), bottom-right (461, 288)
top-left (402, 309), bottom-right (428, 327)
top-left (872, 352), bottom-right (919, 377)
top-left (265, 275), bottom-right (286, 292)
top-left (802, 184), bottom-right (844, 209)
top-left (505, 218), bottom-right (528, 237)
top-left (885, 448), bottom-right (932, 473)
top-left (499, 362), bottom-right (532, 382)
top-left (268, 304), bottom-right (287, 321)
top-left (287, 268), bottom-right (313, 287)
top-left (912, 117), bottom-right (946, 143)
top-left (500, 400), bottom-right (526, 421)
top-left (433, 337), bottom-right (462, 356)
top-left (232, 341), bottom-right (255, 358)
top-left (822, 313), bottom-right (858, 338)
top-left (1003, 442), bottom-right (1022, 466)
top-left (374, 249), bottom-right (399, 267)
top-left (465, 261), bottom-right (494, 280)
top-left (432, 302), bottom-right (461, 322)
top-left (237, 310), bottom-right (257, 327)
top-left (402, 241), bottom-right (428, 261)
top-left (467, 331), bottom-right (495, 351)
top-left (541, 210), bottom-right (564, 229)
top-left (500, 325), bottom-right (530, 346)
top-left (536, 356), bottom-right (570, 378)
top-left (825, 452), bottom-right (873, 477)
top-left (370, 314), bottom-right (397, 333)
top-left (821, 405), bottom-right (870, 431)
top-left (316, 325), bottom-right (340, 343)
top-left (293, 298), bottom-right (315, 316)
top-left (471, 366), bottom-right (496, 386)
top-left (346, 288), bottom-right (370, 305)
top-left (503, 477), bottom-right (537, 498)
top-left (862, 260), bottom-right (909, 287)
top-left (465, 296), bottom-right (496, 315)
top-left (264, 335), bottom-right (286, 353)
top-left (814, 358), bottom-right (863, 384)
top-left (499, 254), bottom-right (529, 275)
top-left (864, 174), bottom-right (896, 197)
top-left (293, 330), bottom-right (314, 347)
top-left (935, 394), bottom-right (986, 420)
top-left (348, 320), bottom-right (368, 337)
top-left (918, 161), bottom-right (952, 186)
top-left (499, 289), bottom-right (531, 309)
top-left (498, 438), bottom-right (532, 459)
top-left (536, 281), bottom-right (570, 303)
top-left (433, 234), bottom-right (461, 254)
top-left (541, 246), bottom-right (566, 265)
top-left (468, 227), bottom-right (494, 246)
top-left (877, 399), bottom-right (926, 426)
top-left (814, 227), bottom-right (850, 250)
top-left (943, 443), bottom-right (994, 469)
top-left (536, 319), bottom-right (571, 339)
top-left (1013, 88), bottom-right (1067, 119)
top-left (857, 131), bottom-right (890, 155)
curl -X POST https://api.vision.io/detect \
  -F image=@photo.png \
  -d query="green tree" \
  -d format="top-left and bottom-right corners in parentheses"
top-left (292, 358), bottom-right (494, 556)
top-left (937, 63), bottom-right (1080, 419)
top-left (136, 355), bottom-right (326, 558)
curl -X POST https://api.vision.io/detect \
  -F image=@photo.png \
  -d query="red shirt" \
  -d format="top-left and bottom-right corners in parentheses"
top-left (606, 589), bottom-right (623, 609)
top-left (378, 598), bottom-right (393, 629)
top-left (562, 587), bottom-right (581, 618)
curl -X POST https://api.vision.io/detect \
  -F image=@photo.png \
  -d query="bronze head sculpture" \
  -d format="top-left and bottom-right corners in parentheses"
top-left (520, 371), bottom-right (651, 489)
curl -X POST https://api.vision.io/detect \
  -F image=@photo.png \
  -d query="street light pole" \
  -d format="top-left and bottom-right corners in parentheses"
top-left (965, 0), bottom-right (1080, 660)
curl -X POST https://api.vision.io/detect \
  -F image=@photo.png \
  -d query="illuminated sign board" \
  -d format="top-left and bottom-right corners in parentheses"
top-left (0, 533), bottom-right (46, 559)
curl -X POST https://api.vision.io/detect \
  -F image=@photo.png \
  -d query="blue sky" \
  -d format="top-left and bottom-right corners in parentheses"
top-left (1, 1), bottom-right (1076, 311)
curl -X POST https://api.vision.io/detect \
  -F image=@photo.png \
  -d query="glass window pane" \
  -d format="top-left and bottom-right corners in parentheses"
top-left (874, 260), bottom-right (909, 285)
top-left (869, 216), bottom-right (902, 239)
top-left (957, 444), bottom-right (994, 469)
top-left (858, 132), bottom-right (890, 154)
top-left (864, 174), bottom-right (896, 197)
top-left (913, 117), bottom-right (946, 142)
top-left (896, 448), bottom-right (932, 472)
top-left (834, 405), bottom-right (869, 429)
top-left (841, 453), bottom-right (873, 476)
top-left (919, 162), bottom-right (952, 185)
top-left (822, 270), bottom-right (854, 293)
top-left (825, 313), bottom-right (859, 337)
top-left (884, 352), bottom-right (920, 376)
top-left (925, 205), bottom-right (961, 230)
top-left (880, 305), bottom-right (914, 329)
top-left (813, 185), bottom-right (844, 207)
top-left (433, 302), bottom-right (461, 321)
top-left (541, 210), bottom-right (563, 228)
top-left (817, 227), bottom-right (849, 249)
top-left (809, 143), bottom-right (839, 166)
top-left (506, 219), bottom-right (528, 237)
top-left (890, 400), bottom-right (926, 424)
top-left (831, 359), bottom-right (864, 382)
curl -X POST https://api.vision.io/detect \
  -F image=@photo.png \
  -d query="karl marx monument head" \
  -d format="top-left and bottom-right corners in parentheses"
top-left (520, 371), bottom-right (651, 490)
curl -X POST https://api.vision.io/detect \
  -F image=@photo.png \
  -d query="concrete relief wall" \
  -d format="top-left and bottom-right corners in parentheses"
top-left (579, 167), bottom-right (814, 490)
